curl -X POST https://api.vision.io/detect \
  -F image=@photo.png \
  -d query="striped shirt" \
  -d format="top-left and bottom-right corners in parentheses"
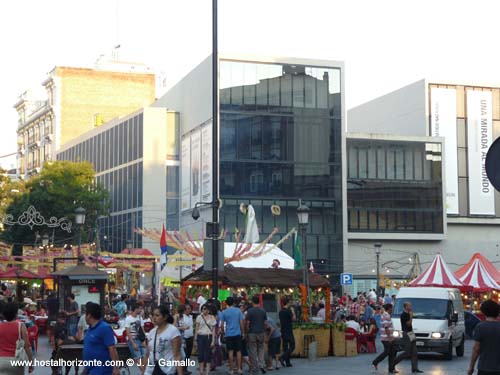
top-left (380, 311), bottom-right (394, 341)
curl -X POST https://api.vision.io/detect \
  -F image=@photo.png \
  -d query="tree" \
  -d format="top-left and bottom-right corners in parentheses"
top-left (1, 161), bottom-right (109, 254)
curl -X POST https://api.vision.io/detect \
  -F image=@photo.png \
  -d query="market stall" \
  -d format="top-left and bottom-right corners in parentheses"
top-left (0, 267), bottom-right (44, 301)
top-left (180, 266), bottom-right (331, 357)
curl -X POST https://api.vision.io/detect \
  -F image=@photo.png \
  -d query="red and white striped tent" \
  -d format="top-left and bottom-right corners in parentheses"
top-left (409, 253), bottom-right (466, 289)
top-left (454, 255), bottom-right (500, 292)
top-left (455, 252), bottom-right (500, 284)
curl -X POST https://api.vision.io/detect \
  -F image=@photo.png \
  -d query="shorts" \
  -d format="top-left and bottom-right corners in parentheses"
top-left (225, 335), bottom-right (242, 352)
top-left (128, 338), bottom-right (146, 359)
top-left (197, 335), bottom-right (212, 363)
top-left (268, 337), bottom-right (281, 357)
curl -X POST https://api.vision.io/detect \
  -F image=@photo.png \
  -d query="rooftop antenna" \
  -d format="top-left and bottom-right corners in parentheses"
top-left (112, 0), bottom-right (120, 60)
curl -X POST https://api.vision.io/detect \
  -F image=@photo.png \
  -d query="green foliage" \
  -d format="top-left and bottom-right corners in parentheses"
top-left (293, 322), bottom-right (336, 330)
top-left (0, 161), bottom-right (109, 250)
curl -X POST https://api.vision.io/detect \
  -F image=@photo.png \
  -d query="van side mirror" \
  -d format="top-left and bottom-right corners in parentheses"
top-left (451, 312), bottom-right (458, 323)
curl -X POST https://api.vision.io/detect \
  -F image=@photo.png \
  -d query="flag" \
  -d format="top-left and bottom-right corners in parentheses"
top-left (293, 231), bottom-right (302, 270)
top-left (160, 225), bottom-right (168, 270)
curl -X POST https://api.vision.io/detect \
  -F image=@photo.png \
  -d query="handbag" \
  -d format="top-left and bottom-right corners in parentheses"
top-left (136, 321), bottom-right (146, 342)
top-left (407, 331), bottom-right (416, 342)
top-left (15, 323), bottom-right (28, 361)
top-left (152, 329), bottom-right (167, 375)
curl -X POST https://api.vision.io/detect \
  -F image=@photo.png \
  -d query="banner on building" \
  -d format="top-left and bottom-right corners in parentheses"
top-left (181, 137), bottom-right (191, 211)
top-left (201, 121), bottom-right (213, 203)
top-left (467, 90), bottom-right (494, 215)
top-left (190, 129), bottom-right (201, 208)
top-left (430, 88), bottom-right (459, 214)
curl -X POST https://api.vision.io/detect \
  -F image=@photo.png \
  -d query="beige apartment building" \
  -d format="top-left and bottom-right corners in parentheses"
top-left (14, 63), bottom-right (156, 178)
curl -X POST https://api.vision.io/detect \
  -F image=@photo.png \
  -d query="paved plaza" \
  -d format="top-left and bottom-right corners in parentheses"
top-left (30, 335), bottom-right (473, 375)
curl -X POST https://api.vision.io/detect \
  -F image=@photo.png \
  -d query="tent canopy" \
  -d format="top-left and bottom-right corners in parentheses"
top-left (454, 257), bottom-right (500, 292)
top-left (0, 268), bottom-right (42, 280)
top-left (409, 254), bottom-right (467, 290)
top-left (182, 266), bottom-right (330, 288)
top-left (455, 253), bottom-right (500, 285)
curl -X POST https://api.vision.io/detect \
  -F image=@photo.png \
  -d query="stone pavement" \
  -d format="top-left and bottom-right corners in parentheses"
top-left (29, 334), bottom-right (473, 375)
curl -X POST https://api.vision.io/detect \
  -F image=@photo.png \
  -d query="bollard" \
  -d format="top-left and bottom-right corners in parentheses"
top-left (308, 341), bottom-right (317, 361)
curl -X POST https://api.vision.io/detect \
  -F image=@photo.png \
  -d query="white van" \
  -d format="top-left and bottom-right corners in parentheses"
top-left (392, 287), bottom-right (465, 360)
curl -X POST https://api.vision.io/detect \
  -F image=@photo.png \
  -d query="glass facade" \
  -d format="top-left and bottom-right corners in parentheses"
top-left (219, 60), bottom-right (343, 282)
top-left (347, 138), bottom-right (443, 233)
top-left (57, 113), bottom-right (145, 251)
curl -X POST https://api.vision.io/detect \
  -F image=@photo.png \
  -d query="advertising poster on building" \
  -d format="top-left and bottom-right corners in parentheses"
top-left (181, 137), bottom-right (191, 211)
top-left (430, 88), bottom-right (459, 215)
top-left (190, 129), bottom-right (201, 209)
top-left (467, 90), bottom-right (494, 215)
top-left (201, 121), bottom-right (213, 203)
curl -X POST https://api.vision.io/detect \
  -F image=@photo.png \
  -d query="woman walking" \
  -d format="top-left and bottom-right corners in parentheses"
top-left (175, 304), bottom-right (194, 375)
top-left (144, 305), bottom-right (183, 375)
top-left (195, 304), bottom-right (216, 375)
top-left (0, 303), bottom-right (34, 374)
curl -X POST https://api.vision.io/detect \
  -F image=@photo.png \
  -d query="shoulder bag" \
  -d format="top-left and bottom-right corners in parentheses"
top-left (136, 320), bottom-right (146, 342)
top-left (407, 331), bottom-right (416, 342)
top-left (15, 322), bottom-right (28, 361)
top-left (152, 329), bottom-right (167, 375)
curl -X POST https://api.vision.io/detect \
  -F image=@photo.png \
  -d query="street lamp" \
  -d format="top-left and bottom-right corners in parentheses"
top-left (374, 243), bottom-right (382, 298)
top-left (41, 234), bottom-right (49, 300)
top-left (297, 200), bottom-right (310, 320)
top-left (75, 207), bottom-right (86, 257)
top-left (42, 234), bottom-right (49, 247)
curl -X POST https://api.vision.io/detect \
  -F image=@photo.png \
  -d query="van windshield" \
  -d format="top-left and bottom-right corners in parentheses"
top-left (392, 298), bottom-right (449, 320)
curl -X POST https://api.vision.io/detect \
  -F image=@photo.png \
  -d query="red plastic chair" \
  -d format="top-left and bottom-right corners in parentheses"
top-left (28, 325), bottom-right (39, 353)
top-left (345, 327), bottom-right (361, 353)
top-left (143, 321), bottom-right (154, 333)
top-left (35, 318), bottom-right (48, 334)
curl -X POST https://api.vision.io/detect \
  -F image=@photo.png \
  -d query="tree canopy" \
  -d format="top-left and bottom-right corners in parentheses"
top-left (0, 161), bottom-right (109, 254)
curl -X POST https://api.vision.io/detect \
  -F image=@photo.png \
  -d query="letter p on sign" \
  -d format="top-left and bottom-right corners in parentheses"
top-left (340, 273), bottom-right (353, 285)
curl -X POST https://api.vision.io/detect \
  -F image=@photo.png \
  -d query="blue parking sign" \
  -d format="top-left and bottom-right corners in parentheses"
top-left (340, 273), bottom-right (353, 285)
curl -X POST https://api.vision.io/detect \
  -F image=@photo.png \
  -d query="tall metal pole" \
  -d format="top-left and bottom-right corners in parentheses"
top-left (78, 225), bottom-right (82, 257)
top-left (211, 0), bottom-right (219, 300)
top-left (375, 243), bottom-right (382, 298)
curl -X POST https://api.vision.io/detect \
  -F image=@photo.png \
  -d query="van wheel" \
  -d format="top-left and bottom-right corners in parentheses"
top-left (444, 340), bottom-right (453, 360)
top-left (456, 336), bottom-right (465, 357)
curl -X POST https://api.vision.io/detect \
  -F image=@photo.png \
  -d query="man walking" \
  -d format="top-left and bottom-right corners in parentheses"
top-left (221, 297), bottom-right (245, 374)
top-left (65, 293), bottom-right (80, 337)
top-left (246, 295), bottom-right (267, 374)
top-left (83, 302), bottom-right (120, 375)
top-left (372, 304), bottom-right (397, 374)
top-left (279, 297), bottom-right (296, 367)
top-left (394, 302), bottom-right (423, 373)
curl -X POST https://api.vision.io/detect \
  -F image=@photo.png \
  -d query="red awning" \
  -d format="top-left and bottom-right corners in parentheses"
top-left (454, 254), bottom-right (500, 292)
top-left (409, 254), bottom-right (468, 290)
top-left (0, 268), bottom-right (42, 279)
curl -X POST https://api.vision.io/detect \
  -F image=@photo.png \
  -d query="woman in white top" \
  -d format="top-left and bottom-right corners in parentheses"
top-left (195, 304), bottom-right (216, 375)
top-left (144, 305), bottom-right (183, 375)
top-left (174, 304), bottom-right (194, 374)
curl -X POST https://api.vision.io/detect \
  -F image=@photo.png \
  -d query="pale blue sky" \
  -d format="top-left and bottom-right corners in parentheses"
top-left (1, 0), bottom-right (499, 168)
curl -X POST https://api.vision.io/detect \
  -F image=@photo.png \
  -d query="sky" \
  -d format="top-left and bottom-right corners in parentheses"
top-left (1, 0), bottom-right (499, 169)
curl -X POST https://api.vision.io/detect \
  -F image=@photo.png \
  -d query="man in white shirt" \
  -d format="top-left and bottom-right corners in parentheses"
top-left (346, 316), bottom-right (361, 332)
top-left (197, 293), bottom-right (207, 312)
top-left (317, 303), bottom-right (326, 321)
top-left (125, 304), bottom-right (146, 370)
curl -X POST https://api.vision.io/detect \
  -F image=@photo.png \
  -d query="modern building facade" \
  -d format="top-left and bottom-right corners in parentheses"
top-left (347, 80), bottom-right (500, 291)
top-left (15, 62), bottom-right (156, 179)
top-left (56, 107), bottom-right (178, 253)
top-left (154, 54), bottom-right (346, 288)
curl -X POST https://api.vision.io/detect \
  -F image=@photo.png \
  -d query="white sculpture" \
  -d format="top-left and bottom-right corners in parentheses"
top-left (240, 203), bottom-right (260, 244)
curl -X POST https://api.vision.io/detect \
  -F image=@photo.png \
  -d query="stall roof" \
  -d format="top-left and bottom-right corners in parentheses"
top-left (182, 266), bottom-right (330, 288)
top-left (52, 262), bottom-right (109, 280)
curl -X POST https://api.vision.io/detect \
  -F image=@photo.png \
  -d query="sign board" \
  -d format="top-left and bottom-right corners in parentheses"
top-left (430, 88), bottom-right (459, 214)
top-left (340, 273), bottom-right (353, 285)
top-left (467, 90), bottom-right (494, 215)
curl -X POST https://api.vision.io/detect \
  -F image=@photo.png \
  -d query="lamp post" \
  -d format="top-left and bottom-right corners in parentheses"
top-left (297, 200), bottom-right (310, 319)
top-left (75, 207), bottom-right (86, 257)
top-left (41, 234), bottom-right (49, 300)
top-left (374, 243), bottom-right (382, 298)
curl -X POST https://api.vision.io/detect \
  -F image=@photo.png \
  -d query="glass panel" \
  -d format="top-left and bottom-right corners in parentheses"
top-left (457, 119), bottom-right (467, 148)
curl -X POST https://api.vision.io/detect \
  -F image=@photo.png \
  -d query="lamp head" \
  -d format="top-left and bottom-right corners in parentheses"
top-left (192, 207), bottom-right (200, 221)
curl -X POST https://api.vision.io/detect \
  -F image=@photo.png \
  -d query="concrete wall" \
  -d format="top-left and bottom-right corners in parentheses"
top-left (348, 79), bottom-right (427, 136)
top-left (347, 223), bottom-right (500, 278)
top-left (142, 107), bottom-right (168, 254)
